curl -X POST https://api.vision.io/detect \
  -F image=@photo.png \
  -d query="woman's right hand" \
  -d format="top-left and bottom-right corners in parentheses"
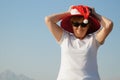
top-left (68, 5), bottom-right (74, 12)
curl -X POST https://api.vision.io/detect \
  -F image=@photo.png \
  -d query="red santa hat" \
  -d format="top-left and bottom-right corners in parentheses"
top-left (60, 5), bottom-right (100, 34)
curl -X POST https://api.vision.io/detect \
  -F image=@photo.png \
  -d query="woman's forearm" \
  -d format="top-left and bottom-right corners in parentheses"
top-left (45, 12), bottom-right (71, 24)
top-left (94, 12), bottom-right (113, 30)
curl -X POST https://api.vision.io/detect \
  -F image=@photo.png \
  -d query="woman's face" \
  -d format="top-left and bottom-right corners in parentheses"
top-left (71, 16), bottom-right (89, 39)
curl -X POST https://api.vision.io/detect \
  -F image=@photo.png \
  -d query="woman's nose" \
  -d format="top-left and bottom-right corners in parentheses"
top-left (78, 26), bottom-right (82, 29)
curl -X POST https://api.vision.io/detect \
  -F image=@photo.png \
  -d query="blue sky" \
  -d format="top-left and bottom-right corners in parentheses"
top-left (0, 0), bottom-right (120, 80)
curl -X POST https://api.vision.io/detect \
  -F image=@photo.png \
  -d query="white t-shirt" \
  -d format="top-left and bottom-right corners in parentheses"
top-left (57, 30), bottom-right (101, 80)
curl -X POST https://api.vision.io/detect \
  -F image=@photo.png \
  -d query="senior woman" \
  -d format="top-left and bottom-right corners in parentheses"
top-left (45, 5), bottom-right (113, 80)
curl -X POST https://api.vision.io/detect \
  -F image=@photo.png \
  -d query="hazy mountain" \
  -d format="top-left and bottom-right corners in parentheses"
top-left (0, 70), bottom-right (34, 80)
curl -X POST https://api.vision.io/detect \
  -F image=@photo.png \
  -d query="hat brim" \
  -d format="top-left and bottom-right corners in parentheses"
top-left (60, 14), bottom-right (101, 34)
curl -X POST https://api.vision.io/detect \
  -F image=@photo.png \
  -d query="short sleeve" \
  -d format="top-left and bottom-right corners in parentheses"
top-left (57, 30), bottom-right (69, 45)
top-left (93, 33), bottom-right (102, 48)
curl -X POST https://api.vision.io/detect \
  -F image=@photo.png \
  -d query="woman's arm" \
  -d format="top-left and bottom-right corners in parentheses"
top-left (45, 12), bottom-right (71, 42)
top-left (92, 9), bottom-right (113, 44)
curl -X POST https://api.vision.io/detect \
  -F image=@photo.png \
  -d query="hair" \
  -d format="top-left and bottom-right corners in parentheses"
top-left (70, 15), bottom-right (84, 23)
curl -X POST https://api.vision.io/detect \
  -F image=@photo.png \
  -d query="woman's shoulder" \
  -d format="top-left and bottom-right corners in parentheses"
top-left (58, 30), bottom-right (74, 44)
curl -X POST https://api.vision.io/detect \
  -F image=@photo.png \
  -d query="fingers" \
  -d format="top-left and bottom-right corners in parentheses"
top-left (89, 7), bottom-right (96, 15)
top-left (68, 5), bottom-right (74, 12)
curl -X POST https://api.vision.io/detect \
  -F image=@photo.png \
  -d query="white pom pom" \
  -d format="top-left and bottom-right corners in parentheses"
top-left (83, 19), bottom-right (88, 24)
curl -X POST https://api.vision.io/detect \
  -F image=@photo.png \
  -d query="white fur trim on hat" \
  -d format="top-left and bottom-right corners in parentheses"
top-left (70, 9), bottom-right (81, 15)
